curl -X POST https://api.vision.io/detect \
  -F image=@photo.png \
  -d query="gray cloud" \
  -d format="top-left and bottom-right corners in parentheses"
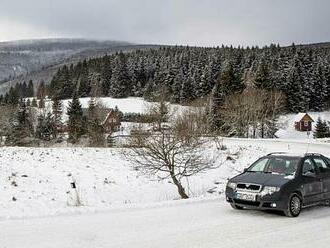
top-left (0, 0), bottom-right (329, 46)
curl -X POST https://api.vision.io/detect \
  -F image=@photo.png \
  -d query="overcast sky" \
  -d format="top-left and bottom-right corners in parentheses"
top-left (0, 0), bottom-right (329, 46)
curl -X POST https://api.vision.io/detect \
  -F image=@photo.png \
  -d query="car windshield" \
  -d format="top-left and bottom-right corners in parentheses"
top-left (247, 157), bottom-right (300, 175)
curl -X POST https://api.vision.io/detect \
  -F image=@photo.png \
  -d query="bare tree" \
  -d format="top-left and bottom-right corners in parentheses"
top-left (173, 99), bottom-right (211, 143)
top-left (147, 86), bottom-right (171, 131)
top-left (220, 88), bottom-right (285, 138)
top-left (124, 129), bottom-right (212, 199)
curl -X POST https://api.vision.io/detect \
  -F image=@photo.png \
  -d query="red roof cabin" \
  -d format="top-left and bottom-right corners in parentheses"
top-left (294, 113), bottom-right (314, 132)
top-left (102, 108), bottom-right (121, 133)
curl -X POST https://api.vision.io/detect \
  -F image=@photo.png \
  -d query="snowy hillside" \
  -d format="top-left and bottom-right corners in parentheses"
top-left (1, 138), bottom-right (330, 219)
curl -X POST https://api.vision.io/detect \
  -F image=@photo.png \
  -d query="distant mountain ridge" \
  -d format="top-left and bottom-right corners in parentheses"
top-left (0, 38), bottom-right (158, 94)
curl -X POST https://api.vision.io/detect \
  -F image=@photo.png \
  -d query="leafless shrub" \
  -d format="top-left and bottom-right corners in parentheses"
top-left (123, 128), bottom-right (214, 199)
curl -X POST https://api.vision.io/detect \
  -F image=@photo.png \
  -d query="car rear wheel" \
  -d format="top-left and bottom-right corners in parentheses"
top-left (231, 203), bottom-right (244, 210)
top-left (284, 194), bottom-right (302, 217)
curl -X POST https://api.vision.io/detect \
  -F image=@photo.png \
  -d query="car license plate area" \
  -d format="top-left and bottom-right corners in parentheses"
top-left (235, 192), bottom-right (256, 202)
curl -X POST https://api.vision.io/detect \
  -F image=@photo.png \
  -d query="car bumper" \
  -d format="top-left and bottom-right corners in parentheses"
top-left (225, 188), bottom-right (287, 211)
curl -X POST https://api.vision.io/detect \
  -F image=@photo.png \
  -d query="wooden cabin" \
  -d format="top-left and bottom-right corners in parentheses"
top-left (294, 113), bottom-right (314, 132)
top-left (102, 108), bottom-right (121, 133)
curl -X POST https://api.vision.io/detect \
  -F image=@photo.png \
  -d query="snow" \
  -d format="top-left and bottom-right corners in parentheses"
top-left (1, 199), bottom-right (330, 248)
top-left (1, 138), bottom-right (330, 219)
top-left (1, 139), bottom-right (330, 246)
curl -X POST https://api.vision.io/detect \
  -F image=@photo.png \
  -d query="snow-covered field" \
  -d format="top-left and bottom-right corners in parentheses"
top-left (1, 139), bottom-right (330, 247)
top-left (1, 138), bottom-right (330, 219)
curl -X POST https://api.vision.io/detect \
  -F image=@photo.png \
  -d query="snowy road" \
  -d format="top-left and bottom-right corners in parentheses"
top-left (1, 199), bottom-right (330, 248)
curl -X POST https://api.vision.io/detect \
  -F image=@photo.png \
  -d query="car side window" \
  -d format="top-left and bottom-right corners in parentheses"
top-left (302, 158), bottom-right (316, 176)
top-left (313, 157), bottom-right (330, 173)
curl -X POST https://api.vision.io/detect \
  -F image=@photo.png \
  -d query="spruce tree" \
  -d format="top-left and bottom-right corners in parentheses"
top-left (109, 52), bottom-right (131, 98)
top-left (313, 118), bottom-right (329, 138)
top-left (52, 96), bottom-right (63, 137)
top-left (101, 56), bottom-right (112, 96)
top-left (28, 80), bottom-right (34, 97)
top-left (67, 94), bottom-right (85, 143)
top-left (6, 102), bottom-right (34, 146)
top-left (35, 113), bottom-right (56, 141)
top-left (31, 98), bottom-right (38, 107)
top-left (209, 81), bottom-right (225, 132)
top-left (87, 98), bottom-right (105, 146)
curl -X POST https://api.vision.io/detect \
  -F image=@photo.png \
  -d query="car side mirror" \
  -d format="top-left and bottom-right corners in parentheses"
top-left (243, 168), bottom-right (248, 173)
top-left (303, 171), bottom-right (316, 178)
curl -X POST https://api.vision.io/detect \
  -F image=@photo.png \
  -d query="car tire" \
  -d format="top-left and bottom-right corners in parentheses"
top-left (231, 203), bottom-right (244, 210)
top-left (284, 194), bottom-right (302, 217)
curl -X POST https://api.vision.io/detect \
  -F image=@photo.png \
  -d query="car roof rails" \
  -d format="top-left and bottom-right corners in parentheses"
top-left (304, 153), bottom-right (323, 157)
top-left (266, 152), bottom-right (288, 156)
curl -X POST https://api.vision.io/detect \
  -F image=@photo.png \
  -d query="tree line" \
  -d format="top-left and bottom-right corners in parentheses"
top-left (46, 43), bottom-right (330, 113)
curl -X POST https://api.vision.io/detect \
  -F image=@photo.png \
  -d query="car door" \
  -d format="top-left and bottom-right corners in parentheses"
top-left (313, 156), bottom-right (330, 200)
top-left (301, 158), bottom-right (323, 204)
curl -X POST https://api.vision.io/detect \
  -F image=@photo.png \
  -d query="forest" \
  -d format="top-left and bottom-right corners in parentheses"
top-left (42, 43), bottom-right (330, 113)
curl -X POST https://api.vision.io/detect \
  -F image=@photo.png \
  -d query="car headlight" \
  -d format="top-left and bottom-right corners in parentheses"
top-left (261, 186), bottom-right (280, 196)
top-left (227, 182), bottom-right (237, 190)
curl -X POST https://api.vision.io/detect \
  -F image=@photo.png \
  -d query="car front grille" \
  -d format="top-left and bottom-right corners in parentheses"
top-left (236, 183), bottom-right (261, 192)
top-left (234, 199), bottom-right (261, 207)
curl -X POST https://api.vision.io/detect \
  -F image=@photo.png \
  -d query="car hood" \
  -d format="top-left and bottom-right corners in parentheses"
top-left (231, 172), bottom-right (293, 187)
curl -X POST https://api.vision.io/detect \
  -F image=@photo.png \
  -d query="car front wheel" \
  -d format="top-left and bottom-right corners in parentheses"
top-left (284, 194), bottom-right (302, 217)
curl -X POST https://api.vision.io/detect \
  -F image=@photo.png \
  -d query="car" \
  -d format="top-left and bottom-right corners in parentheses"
top-left (225, 152), bottom-right (330, 217)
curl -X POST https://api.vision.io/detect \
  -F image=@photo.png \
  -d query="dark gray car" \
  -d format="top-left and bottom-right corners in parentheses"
top-left (225, 153), bottom-right (330, 217)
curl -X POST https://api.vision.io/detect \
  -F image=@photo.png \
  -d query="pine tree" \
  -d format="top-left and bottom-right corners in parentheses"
top-left (77, 60), bottom-right (91, 97)
top-left (310, 64), bottom-right (328, 111)
top-left (6, 102), bottom-right (34, 146)
top-left (179, 76), bottom-right (194, 104)
top-left (87, 98), bottom-right (105, 146)
top-left (209, 80), bottom-right (225, 132)
top-left (31, 98), bottom-right (38, 107)
top-left (314, 118), bottom-right (329, 138)
top-left (37, 81), bottom-right (47, 99)
top-left (35, 113), bottom-right (56, 141)
top-left (27, 80), bottom-right (34, 97)
top-left (109, 52), bottom-right (131, 98)
top-left (286, 56), bottom-right (305, 112)
top-left (52, 96), bottom-right (63, 137)
top-left (67, 94), bottom-right (85, 143)
top-left (219, 61), bottom-right (244, 95)
top-left (101, 55), bottom-right (112, 96)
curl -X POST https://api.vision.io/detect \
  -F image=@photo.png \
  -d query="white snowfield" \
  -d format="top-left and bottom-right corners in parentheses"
top-left (1, 139), bottom-right (330, 247)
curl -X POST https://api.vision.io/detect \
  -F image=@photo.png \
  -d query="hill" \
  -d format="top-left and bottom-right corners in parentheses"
top-left (0, 38), bottom-right (159, 94)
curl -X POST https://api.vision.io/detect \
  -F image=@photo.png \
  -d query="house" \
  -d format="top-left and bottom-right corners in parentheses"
top-left (294, 113), bottom-right (314, 132)
top-left (102, 108), bottom-right (121, 133)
